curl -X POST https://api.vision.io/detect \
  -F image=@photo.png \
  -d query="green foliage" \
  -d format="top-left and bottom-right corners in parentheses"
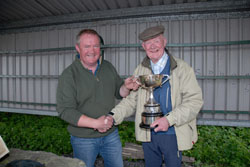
top-left (0, 113), bottom-right (249, 167)
top-left (183, 126), bottom-right (250, 167)
top-left (117, 121), bottom-right (141, 146)
top-left (0, 113), bottom-right (71, 155)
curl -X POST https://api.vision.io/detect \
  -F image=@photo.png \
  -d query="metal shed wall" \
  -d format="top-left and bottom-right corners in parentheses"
top-left (0, 12), bottom-right (250, 126)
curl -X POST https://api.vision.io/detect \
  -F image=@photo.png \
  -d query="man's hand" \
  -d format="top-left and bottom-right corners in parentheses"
top-left (124, 76), bottom-right (140, 91)
top-left (120, 76), bottom-right (140, 97)
top-left (95, 115), bottom-right (114, 133)
top-left (150, 117), bottom-right (170, 132)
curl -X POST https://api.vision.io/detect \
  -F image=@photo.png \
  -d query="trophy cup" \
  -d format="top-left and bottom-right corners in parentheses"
top-left (138, 74), bottom-right (170, 129)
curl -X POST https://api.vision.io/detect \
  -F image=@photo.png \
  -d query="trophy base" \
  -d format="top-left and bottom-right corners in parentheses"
top-left (139, 122), bottom-right (152, 129)
top-left (139, 123), bottom-right (159, 129)
top-left (140, 112), bottom-right (164, 129)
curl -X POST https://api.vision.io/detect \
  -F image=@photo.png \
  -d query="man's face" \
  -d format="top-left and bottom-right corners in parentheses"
top-left (142, 34), bottom-right (167, 63)
top-left (75, 33), bottom-right (101, 68)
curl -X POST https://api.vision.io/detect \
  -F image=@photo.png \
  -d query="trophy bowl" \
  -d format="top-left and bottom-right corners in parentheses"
top-left (139, 74), bottom-right (163, 88)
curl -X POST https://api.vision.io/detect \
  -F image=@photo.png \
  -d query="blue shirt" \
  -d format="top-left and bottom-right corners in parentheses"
top-left (152, 54), bottom-right (175, 135)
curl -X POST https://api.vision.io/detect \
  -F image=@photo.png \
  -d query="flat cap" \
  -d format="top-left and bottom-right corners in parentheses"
top-left (139, 25), bottom-right (165, 41)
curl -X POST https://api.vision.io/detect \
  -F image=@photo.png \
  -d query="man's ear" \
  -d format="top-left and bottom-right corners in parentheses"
top-left (163, 37), bottom-right (167, 47)
top-left (142, 42), bottom-right (146, 50)
top-left (75, 44), bottom-right (80, 53)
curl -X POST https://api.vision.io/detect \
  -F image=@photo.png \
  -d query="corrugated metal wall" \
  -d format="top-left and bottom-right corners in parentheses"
top-left (0, 13), bottom-right (250, 126)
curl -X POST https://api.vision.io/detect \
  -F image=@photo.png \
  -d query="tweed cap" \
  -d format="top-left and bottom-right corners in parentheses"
top-left (139, 25), bottom-right (165, 41)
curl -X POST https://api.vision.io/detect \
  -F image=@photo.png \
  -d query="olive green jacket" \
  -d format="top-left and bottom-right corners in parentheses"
top-left (111, 53), bottom-right (203, 151)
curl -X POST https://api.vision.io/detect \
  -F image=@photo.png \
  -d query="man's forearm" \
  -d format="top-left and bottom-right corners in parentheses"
top-left (77, 115), bottom-right (98, 128)
top-left (77, 115), bottom-right (113, 130)
top-left (119, 84), bottom-right (130, 97)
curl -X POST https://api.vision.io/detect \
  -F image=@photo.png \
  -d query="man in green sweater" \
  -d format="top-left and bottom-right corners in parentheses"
top-left (56, 29), bottom-right (138, 167)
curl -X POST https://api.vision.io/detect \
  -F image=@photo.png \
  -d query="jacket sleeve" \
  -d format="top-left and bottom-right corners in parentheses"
top-left (56, 71), bottom-right (82, 126)
top-left (111, 90), bottom-right (138, 125)
top-left (166, 62), bottom-right (203, 127)
top-left (110, 66), bottom-right (143, 124)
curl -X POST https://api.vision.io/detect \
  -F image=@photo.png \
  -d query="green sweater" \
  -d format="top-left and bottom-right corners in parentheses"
top-left (56, 58), bottom-right (124, 138)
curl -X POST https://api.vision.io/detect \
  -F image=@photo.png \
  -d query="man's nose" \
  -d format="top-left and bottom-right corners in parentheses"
top-left (149, 43), bottom-right (156, 49)
top-left (89, 46), bottom-right (95, 53)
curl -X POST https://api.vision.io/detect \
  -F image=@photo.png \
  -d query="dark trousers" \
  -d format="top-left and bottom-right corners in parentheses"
top-left (142, 134), bottom-right (182, 167)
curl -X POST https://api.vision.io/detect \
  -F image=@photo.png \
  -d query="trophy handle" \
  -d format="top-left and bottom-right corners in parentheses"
top-left (161, 74), bottom-right (170, 86)
top-left (134, 76), bottom-right (141, 85)
top-left (134, 75), bottom-right (147, 89)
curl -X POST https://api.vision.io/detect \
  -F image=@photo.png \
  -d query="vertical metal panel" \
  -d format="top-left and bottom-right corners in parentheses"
top-left (215, 18), bottom-right (227, 120)
top-left (193, 19), bottom-right (204, 120)
top-left (47, 30), bottom-right (57, 106)
top-left (203, 19), bottom-right (214, 119)
top-left (104, 24), bottom-right (117, 69)
top-left (14, 33), bottom-right (23, 109)
top-left (117, 24), bottom-right (126, 75)
top-left (34, 31), bottom-right (42, 110)
top-left (239, 17), bottom-right (250, 120)
top-left (227, 18), bottom-right (240, 120)
top-left (169, 20), bottom-right (182, 59)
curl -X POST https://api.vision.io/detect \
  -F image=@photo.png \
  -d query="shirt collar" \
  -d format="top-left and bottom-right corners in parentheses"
top-left (150, 52), bottom-right (168, 74)
top-left (77, 54), bottom-right (100, 76)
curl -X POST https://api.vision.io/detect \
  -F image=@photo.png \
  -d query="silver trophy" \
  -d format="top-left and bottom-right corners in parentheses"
top-left (137, 74), bottom-right (170, 129)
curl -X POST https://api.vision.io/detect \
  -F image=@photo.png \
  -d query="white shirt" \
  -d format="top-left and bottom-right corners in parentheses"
top-left (150, 52), bottom-right (168, 74)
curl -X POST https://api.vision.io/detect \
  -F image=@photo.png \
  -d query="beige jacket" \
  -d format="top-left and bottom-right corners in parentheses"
top-left (112, 53), bottom-right (203, 151)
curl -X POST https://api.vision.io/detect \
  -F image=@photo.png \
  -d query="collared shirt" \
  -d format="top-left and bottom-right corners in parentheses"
top-left (150, 52), bottom-right (168, 74)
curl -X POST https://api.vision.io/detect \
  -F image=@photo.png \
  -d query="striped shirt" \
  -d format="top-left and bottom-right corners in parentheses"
top-left (150, 52), bottom-right (168, 74)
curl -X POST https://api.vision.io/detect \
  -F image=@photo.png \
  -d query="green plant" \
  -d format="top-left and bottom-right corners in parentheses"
top-left (117, 121), bottom-right (141, 146)
top-left (183, 126), bottom-right (250, 167)
top-left (0, 113), bottom-right (71, 155)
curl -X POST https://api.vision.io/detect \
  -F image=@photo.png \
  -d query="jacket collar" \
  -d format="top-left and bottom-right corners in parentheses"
top-left (141, 49), bottom-right (177, 71)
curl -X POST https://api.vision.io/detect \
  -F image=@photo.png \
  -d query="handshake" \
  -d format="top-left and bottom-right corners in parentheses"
top-left (94, 115), bottom-right (114, 133)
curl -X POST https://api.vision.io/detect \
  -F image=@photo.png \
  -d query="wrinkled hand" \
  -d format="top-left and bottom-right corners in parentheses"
top-left (124, 76), bottom-right (140, 91)
top-left (95, 115), bottom-right (113, 133)
top-left (150, 117), bottom-right (170, 132)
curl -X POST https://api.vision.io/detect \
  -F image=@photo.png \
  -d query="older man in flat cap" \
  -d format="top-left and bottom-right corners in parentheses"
top-left (110, 25), bottom-right (203, 167)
